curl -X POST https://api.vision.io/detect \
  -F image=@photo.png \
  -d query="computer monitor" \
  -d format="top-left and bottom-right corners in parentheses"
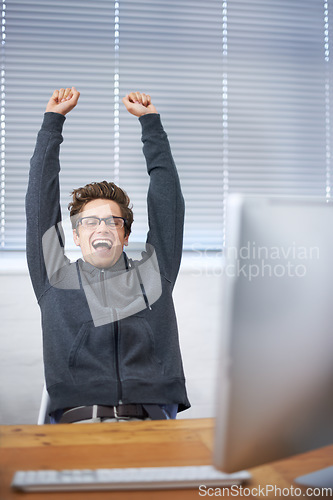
top-left (213, 195), bottom-right (333, 485)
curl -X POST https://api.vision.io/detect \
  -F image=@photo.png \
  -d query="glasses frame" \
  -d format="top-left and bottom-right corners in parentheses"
top-left (76, 215), bottom-right (127, 230)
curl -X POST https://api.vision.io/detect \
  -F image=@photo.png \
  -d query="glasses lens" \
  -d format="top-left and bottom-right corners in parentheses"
top-left (107, 217), bottom-right (124, 228)
top-left (81, 217), bottom-right (99, 228)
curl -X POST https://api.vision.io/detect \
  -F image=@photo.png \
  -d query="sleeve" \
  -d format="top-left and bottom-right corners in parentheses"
top-left (139, 113), bottom-right (185, 286)
top-left (25, 112), bottom-right (67, 300)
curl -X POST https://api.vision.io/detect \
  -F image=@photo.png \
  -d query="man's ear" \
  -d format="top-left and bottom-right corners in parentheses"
top-left (124, 233), bottom-right (129, 247)
top-left (73, 228), bottom-right (80, 247)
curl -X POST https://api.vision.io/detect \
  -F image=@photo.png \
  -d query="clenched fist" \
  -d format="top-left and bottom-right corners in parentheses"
top-left (122, 92), bottom-right (158, 117)
top-left (45, 87), bottom-right (80, 116)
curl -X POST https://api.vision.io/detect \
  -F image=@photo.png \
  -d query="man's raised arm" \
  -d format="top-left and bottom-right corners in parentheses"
top-left (122, 92), bottom-right (185, 286)
top-left (26, 87), bottom-right (80, 299)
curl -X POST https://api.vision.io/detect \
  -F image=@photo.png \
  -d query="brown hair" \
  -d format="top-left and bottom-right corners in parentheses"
top-left (68, 181), bottom-right (133, 235)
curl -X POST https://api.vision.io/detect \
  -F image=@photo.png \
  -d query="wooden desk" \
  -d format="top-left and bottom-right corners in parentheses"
top-left (0, 418), bottom-right (332, 500)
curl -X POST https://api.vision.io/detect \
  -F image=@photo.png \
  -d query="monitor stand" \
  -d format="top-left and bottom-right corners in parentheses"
top-left (294, 466), bottom-right (333, 488)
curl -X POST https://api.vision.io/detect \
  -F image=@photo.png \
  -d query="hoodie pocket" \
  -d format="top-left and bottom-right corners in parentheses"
top-left (118, 315), bottom-right (164, 380)
top-left (68, 321), bottom-right (115, 384)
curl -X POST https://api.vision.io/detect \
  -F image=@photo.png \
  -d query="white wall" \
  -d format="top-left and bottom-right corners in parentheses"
top-left (0, 255), bottom-right (223, 424)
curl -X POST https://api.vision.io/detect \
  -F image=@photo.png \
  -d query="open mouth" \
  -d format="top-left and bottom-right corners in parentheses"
top-left (92, 239), bottom-right (113, 251)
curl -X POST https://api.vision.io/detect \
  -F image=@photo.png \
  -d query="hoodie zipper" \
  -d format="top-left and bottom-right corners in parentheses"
top-left (114, 320), bottom-right (123, 403)
top-left (100, 269), bottom-right (122, 404)
top-left (100, 269), bottom-right (107, 306)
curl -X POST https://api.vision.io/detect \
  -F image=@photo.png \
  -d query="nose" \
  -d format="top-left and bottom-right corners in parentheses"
top-left (96, 219), bottom-right (109, 232)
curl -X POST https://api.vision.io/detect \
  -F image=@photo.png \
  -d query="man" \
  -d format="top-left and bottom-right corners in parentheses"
top-left (26, 87), bottom-right (190, 423)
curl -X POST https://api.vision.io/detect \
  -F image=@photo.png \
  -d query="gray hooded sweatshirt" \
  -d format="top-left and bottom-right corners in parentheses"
top-left (26, 111), bottom-right (190, 415)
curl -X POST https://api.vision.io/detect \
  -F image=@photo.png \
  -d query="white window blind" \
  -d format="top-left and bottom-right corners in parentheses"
top-left (225, 0), bottom-right (331, 200)
top-left (3, 0), bottom-right (117, 250)
top-left (0, 0), bottom-right (331, 252)
top-left (1, 0), bottom-right (224, 251)
top-left (118, 0), bottom-right (224, 250)
top-left (223, 0), bottom-right (332, 246)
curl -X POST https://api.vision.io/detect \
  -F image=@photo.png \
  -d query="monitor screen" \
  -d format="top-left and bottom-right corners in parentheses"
top-left (213, 195), bottom-right (333, 474)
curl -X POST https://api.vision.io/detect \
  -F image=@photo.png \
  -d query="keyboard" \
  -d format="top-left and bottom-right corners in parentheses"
top-left (11, 465), bottom-right (251, 492)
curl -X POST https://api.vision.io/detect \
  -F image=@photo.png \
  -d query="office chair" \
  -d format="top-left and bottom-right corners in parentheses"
top-left (37, 384), bottom-right (51, 425)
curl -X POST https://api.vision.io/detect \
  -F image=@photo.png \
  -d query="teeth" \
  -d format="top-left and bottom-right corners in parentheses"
top-left (92, 239), bottom-right (112, 249)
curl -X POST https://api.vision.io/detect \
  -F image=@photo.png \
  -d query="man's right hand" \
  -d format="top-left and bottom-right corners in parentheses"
top-left (45, 87), bottom-right (80, 116)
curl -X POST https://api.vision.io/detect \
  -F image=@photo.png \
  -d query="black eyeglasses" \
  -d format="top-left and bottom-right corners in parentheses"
top-left (76, 216), bottom-right (127, 230)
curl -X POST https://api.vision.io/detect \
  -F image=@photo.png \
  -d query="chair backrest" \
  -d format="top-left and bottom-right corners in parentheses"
top-left (37, 384), bottom-right (51, 425)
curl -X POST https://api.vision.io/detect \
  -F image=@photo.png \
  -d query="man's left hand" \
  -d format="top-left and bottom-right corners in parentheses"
top-left (122, 92), bottom-right (158, 117)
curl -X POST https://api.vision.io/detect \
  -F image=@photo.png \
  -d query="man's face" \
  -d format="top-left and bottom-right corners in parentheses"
top-left (72, 199), bottom-right (129, 268)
